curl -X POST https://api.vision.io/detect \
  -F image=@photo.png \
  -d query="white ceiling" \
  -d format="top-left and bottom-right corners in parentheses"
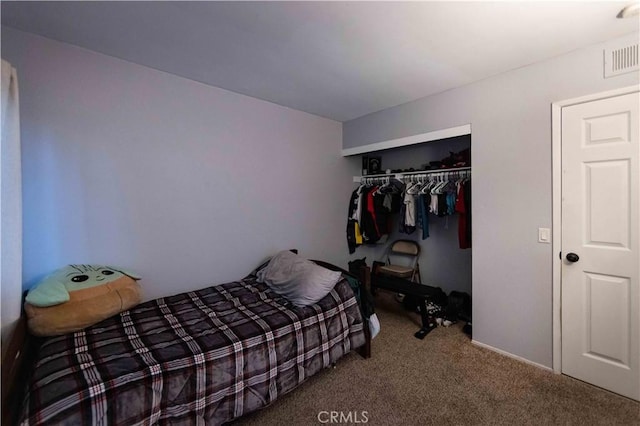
top-left (2, 1), bottom-right (638, 122)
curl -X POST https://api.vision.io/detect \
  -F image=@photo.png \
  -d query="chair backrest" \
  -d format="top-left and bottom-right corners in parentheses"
top-left (379, 240), bottom-right (422, 283)
top-left (389, 240), bottom-right (420, 256)
top-left (384, 240), bottom-right (421, 271)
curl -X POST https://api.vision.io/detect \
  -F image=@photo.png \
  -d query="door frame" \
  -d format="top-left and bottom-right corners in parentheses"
top-left (551, 85), bottom-right (639, 373)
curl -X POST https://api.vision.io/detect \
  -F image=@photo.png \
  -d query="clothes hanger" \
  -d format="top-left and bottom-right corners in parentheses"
top-left (431, 174), bottom-right (445, 194)
top-left (422, 175), bottom-right (436, 193)
top-left (406, 177), bottom-right (419, 195)
top-left (406, 176), bottom-right (421, 195)
top-left (374, 177), bottom-right (389, 195)
top-left (416, 175), bottom-right (429, 194)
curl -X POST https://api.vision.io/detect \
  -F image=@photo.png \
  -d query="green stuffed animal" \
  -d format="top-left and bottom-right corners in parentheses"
top-left (25, 264), bottom-right (142, 336)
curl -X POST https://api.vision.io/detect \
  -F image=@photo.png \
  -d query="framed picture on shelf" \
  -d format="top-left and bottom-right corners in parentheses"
top-left (368, 156), bottom-right (382, 175)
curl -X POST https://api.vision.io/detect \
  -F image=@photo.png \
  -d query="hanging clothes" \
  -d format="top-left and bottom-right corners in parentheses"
top-left (429, 190), bottom-right (438, 214)
top-left (373, 189), bottom-right (389, 235)
top-left (446, 192), bottom-right (456, 216)
top-left (437, 193), bottom-right (448, 217)
top-left (399, 183), bottom-right (417, 234)
top-left (404, 191), bottom-right (416, 228)
top-left (347, 179), bottom-right (401, 252)
top-left (464, 179), bottom-right (472, 248)
top-left (455, 179), bottom-right (472, 249)
top-left (347, 187), bottom-right (362, 254)
top-left (387, 180), bottom-right (404, 213)
top-left (399, 172), bottom-right (471, 248)
top-left (359, 186), bottom-right (379, 244)
top-left (417, 193), bottom-right (429, 240)
top-left (398, 193), bottom-right (408, 234)
top-left (347, 171), bottom-right (469, 253)
top-left (366, 187), bottom-right (380, 237)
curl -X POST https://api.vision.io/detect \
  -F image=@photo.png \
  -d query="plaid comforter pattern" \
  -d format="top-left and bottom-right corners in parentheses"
top-left (20, 276), bottom-right (365, 425)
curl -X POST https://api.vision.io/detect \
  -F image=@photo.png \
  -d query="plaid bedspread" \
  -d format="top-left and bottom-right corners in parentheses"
top-left (19, 276), bottom-right (365, 425)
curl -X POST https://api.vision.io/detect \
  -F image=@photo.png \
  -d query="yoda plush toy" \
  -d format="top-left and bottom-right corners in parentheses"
top-left (25, 264), bottom-right (142, 336)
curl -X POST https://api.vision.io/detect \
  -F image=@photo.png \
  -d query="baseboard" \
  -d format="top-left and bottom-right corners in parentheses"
top-left (471, 340), bottom-right (554, 372)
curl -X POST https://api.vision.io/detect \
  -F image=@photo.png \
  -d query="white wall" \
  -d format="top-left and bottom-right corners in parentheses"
top-left (343, 33), bottom-right (640, 368)
top-left (1, 27), bottom-right (355, 303)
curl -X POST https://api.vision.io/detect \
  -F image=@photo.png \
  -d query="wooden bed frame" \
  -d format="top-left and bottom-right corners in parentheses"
top-left (1, 263), bottom-right (372, 425)
top-left (2, 301), bottom-right (41, 426)
top-left (311, 259), bottom-right (372, 359)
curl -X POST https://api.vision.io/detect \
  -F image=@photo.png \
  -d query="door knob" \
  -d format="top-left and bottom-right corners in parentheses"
top-left (566, 252), bottom-right (580, 263)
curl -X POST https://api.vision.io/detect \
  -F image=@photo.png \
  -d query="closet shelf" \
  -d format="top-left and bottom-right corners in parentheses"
top-left (353, 166), bottom-right (471, 183)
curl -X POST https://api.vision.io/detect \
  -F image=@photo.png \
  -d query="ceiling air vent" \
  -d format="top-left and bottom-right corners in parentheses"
top-left (604, 42), bottom-right (639, 78)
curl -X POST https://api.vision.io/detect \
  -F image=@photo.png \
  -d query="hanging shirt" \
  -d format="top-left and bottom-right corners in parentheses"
top-left (354, 221), bottom-right (363, 244)
top-left (429, 190), bottom-right (438, 214)
top-left (347, 188), bottom-right (361, 254)
top-left (455, 182), bottom-right (470, 249)
top-left (437, 193), bottom-right (448, 217)
top-left (446, 192), bottom-right (456, 215)
top-left (404, 191), bottom-right (416, 227)
top-left (353, 185), bottom-right (366, 223)
top-left (373, 191), bottom-right (389, 235)
top-left (398, 186), bottom-right (414, 235)
top-left (359, 186), bottom-right (380, 243)
top-left (398, 194), bottom-right (408, 234)
top-left (383, 193), bottom-right (393, 211)
top-left (464, 180), bottom-right (472, 247)
top-left (367, 187), bottom-right (381, 236)
top-left (417, 193), bottom-right (430, 240)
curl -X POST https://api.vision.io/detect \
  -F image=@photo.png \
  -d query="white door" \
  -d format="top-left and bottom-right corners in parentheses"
top-left (561, 91), bottom-right (639, 401)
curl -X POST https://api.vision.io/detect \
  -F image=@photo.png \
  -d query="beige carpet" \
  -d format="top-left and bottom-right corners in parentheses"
top-left (233, 293), bottom-right (640, 425)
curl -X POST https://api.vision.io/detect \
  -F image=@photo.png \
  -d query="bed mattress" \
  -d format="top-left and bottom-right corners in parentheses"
top-left (19, 275), bottom-right (365, 425)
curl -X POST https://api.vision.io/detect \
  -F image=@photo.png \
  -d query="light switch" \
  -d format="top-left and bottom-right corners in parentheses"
top-left (538, 228), bottom-right (551, 243)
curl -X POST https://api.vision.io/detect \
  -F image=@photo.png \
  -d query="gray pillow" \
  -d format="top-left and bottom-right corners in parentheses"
top-left (256, 250), bottom-right (342, 307)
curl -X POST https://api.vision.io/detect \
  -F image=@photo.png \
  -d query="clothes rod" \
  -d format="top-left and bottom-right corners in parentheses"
top-left (353, 166), bottom-right (471, 183)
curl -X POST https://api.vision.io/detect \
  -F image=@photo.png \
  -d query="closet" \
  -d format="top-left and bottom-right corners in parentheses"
top-left (347, 134), bottom-right (472, 302)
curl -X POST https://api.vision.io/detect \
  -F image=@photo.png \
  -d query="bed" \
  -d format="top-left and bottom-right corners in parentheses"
top-left (4, 259), bottom-right (370, 425)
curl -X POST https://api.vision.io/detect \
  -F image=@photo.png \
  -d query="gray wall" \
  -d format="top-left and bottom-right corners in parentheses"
top-left (352, 136), bottom-right (472, 295)
top-left (344, 33), bottom-right (640, 368)
top-left (2, 27), bottom-right (355, 303)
